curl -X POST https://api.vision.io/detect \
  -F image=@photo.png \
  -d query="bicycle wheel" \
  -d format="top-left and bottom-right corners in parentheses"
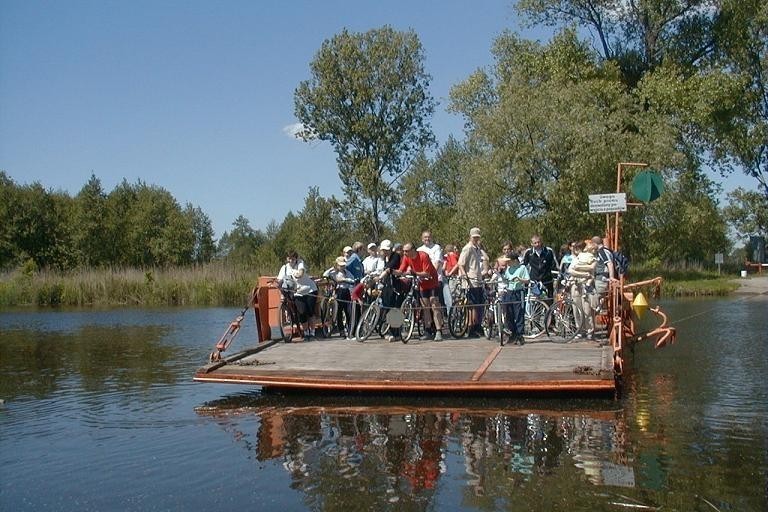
top-left (524, 299), bottom-right (548, 338)
top-left (355, 303), bottom-right (380, 342)
top-left (448, 302), bottom-right (469, 338)
top-left (495, 303), bottom-right (506, 346)
top-left (320, 298), bottom-right (337, 338)
top-left (546, 298), bottom-right (584, 342)
top-left (278, 303), bottom-right (295, 342)
top-left (415, 309), bottom-right (424, 337)
top-left (377, 309), bottom-right (390, 337)
top-left (400, 299), bottom-right (416, 343)
top-left (482, 304), bottom-right (496, 340)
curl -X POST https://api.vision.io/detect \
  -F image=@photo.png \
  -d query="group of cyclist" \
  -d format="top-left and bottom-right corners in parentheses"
top-left (275, 227), bottom-right (618, 343)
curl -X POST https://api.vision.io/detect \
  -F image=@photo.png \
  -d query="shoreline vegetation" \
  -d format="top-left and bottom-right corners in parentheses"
top-left (0, 264), bottom-right (267, 308)
top-left (0, 262), bottom-right (743, 308)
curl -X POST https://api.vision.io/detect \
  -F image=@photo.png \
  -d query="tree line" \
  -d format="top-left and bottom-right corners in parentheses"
top-left (0, 171), bottom-right (347, 275)
top-left (292, 0), bottom-right (767, 265)
top-left (0, 173), bottom-right (216, 271)
top-left (3, 0), bottom-right (767, 276)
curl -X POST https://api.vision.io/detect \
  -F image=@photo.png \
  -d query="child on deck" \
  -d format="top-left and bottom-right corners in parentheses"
top-left (503, 252), bottom-right (529, 345)
top-left (323, 256), bottom-right (358, 339)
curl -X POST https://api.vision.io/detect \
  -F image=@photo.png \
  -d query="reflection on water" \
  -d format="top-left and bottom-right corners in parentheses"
top-left (0, 323), bottom-right (175, 400)
top-left (197, 394), bottom-right (635, 509)
top-left (1, 298), bottom-right (767, 511)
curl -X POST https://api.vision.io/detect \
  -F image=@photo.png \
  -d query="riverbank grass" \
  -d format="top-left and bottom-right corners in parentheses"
top-left (631, 261), bottom-right (740, 297)
top-left (0, 261), bottom-right (743, 307)
top-left (0, 266), bottom-right (261, 307)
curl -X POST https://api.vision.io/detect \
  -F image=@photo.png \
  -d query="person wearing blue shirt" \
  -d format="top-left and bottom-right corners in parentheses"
top-left (344, 244), bottom-right (364, 281)
top-left (503, 252), bottom-right (529, 345)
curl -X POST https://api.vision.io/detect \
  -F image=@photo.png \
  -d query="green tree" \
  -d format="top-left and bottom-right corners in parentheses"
top-left (104, 179), bottom-right (138, 266)
top-left (218, 215), bottom-right (265, 267)
top-left (184, 204), bottom-right (216, 264)
top-left (516, 0), bottom-right (719, 83)
top-left (293, 187), bottom-right (344, 271)
top-left (642, 168), bottom-right (730, 262)
top-left (269, 213), bottom-right (302, 265)
top-left (294, 26), bottom-right (436, 240)
top-left (73, 174), bottom-right (109, 266)
top-left (100, 180), bottom-right (196, 267)
top-left (707, 0), bottom-right (768, 197)
top-left (0, 172), bottom-right (19, 268)
top-left (126, 182), bottom-right (193, 266)
top-left (5, 181), bottom-right (74, 269)
top-left (394, 138), bottom-right (474, 246)
top-left (449, 30), bottom-right (676, 249)
top-left (516, 0), bottom-right (768, 203)
top-left (153, 206), bottom-right (194, 266)
top-left (723, 187), bottom-right (768, 240)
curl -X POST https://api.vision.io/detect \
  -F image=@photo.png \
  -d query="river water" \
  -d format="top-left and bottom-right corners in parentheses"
top-left (1, 298), bottom-right (766, 511)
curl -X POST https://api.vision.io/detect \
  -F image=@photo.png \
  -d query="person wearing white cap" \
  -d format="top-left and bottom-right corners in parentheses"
top-left (362, 242), bottom-right (384, 275)
top-left (377, 239), bottom-right (405, 342)
top-left (276, 250), bottom-right (318, 340)
top-left (458, 227), bottom-right (489, 337)
top-left (323, 255), bottom-right (358, 339)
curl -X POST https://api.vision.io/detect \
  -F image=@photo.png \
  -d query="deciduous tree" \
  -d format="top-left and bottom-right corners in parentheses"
top-left (73, 174), bottom-right (109, 266)
top-left (218, 215), bottom-right (266, 267)
top-left (293, 187), bottom-right (344, 271)
top-left (294, 26), bottom-right (436, 240)
top-left (707, 0), bottom-right (768, 197)
top-left (723, 187), bottom-right (768, 240)
top-left (184, 204), bottom-right (216, 264)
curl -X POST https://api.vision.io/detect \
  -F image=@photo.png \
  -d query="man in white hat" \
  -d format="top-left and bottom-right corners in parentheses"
top-left (362, 242), bottom-right (384, 275)
top-left (323, 255), bottom-right (358, 339)
top-left (458, 227), bottom-right (489, 337)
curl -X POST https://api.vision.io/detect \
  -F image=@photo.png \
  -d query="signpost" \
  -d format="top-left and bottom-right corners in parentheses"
top-left (715, 252), bottom-right (723, 275)
top-left (589, 193), bottom-right (627, 214)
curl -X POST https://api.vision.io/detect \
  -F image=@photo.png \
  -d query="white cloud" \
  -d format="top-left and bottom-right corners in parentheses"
top-left (282, 122), bottom-right (307, 140)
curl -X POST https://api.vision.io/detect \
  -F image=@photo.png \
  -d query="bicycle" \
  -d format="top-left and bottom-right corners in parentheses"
top-left (354, 275), bottom-right (388, 342)
top-left (448, 276), bottom-right (472, 338)
top-left (317, 278), bottom-right (340, 338)
top-left (523, 280), bottom-right (549, 339)
top-left (276, 286), bottom-right (303, 342)
top-left (378, 274), bottom-right (421, 343)
top-left (481, 276), bottom-right (507, 345)
top-left (545, 281), bottom-right (584, 342)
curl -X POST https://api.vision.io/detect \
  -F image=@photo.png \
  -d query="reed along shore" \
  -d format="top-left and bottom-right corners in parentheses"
top-left (0, 262), bottom-right (740, 308)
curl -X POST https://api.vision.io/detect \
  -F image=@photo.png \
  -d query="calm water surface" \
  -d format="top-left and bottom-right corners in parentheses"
top-left (1, 298), bottom-right (766, 511)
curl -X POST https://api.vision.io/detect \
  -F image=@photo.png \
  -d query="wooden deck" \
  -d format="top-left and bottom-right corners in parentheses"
top-left (194, 336), bottom-right (616, 393)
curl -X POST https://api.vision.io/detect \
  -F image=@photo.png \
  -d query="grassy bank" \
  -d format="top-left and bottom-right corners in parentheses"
top-left (0, 265), bottom-right (265, 307)
top-left (631, 262), bottom-right (740, 297)
top-left (0, 261), bottom-right (742, 308)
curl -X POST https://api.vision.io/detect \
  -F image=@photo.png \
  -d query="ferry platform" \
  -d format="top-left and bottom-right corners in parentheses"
top-left (193, 335), bottom-right (616, 393)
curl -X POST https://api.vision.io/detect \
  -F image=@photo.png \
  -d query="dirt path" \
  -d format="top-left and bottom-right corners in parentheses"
top-left (733, 274), bottom-right (768, 295)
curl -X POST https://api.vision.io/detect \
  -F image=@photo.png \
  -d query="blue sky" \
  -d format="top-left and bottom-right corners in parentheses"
top-left (0, 0), bottom-right (752, 238)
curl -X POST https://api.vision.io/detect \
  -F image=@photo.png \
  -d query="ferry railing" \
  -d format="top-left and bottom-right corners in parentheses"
top-left (209, 286), bottom-right (259, 362)
top-left (603, 162), bottom-right (677, 379)
top-left (607, 276), bottom-right (676, 377)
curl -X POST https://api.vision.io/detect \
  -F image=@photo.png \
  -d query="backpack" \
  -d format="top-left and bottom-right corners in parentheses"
top-left (612, 251), bottom-right (630, 277)
top-left (596, 247), bottom-right (629, 277)
top-left (595, 248), bottom-right (611, 277)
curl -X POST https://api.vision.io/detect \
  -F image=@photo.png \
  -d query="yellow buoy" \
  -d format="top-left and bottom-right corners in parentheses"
top-left (632, 292), bottom-right (649, 319)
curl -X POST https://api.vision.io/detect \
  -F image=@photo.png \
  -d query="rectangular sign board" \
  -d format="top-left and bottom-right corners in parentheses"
top-left (715, 253), bottom-right (724, 264)
top-left (589, 193), bottom-right (627, 214)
